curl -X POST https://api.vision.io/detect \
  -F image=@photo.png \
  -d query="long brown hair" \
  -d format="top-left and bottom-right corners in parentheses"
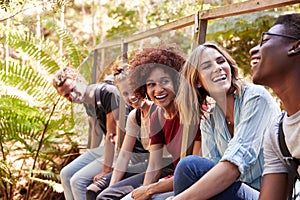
top-left (176, 42), bottom-right (245, 125)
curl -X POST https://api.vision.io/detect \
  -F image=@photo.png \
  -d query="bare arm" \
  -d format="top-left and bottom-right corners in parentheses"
top-left (132, 176), bottom-right (174, 200)
top-left (259, 173), bottom-right (289, 200)
top-left (109, 134), bottom-right (136, 186)
top-left (131, 143), bottom-right (164, 200)
top-left (174, 161), bottom-right (240, 200)
top-left (132, 141), bottom-right (202, 200)
top-left (143, 144), bottom-right (164, 185)
top-left (102, 109), bottom-right (118, 175)
top-left (192, 141), bottom-right (202, 156)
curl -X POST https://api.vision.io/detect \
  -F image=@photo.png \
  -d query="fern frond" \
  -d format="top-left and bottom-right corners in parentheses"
top-left (1, 28), bottom-right (66, 74)
top-left (0, 60), bottom-right (58, 103)
top-left (30, 177), bottom-right (63, 193)
top-left (43, 18), bottom-right (83, 68)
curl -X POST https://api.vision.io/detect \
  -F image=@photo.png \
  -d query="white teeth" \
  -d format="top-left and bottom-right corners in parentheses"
top-left (155, 94), bottom-right (167, 99)
top-left (131, 99), bottom-right (138, 104)
top-left (250, 58), bottom-right (259, 67)
top-left (213, 75), bottom-right (226, 82)
top-left (130, 97), bottom-right (139, 104)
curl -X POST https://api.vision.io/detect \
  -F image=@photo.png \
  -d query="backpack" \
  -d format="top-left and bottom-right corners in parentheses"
top-left (131, 104), bottom-right (157, 162)
top-left (278, 113), bottom-right (300, 198)
top-left (278, 113), bottom-right (300, 177)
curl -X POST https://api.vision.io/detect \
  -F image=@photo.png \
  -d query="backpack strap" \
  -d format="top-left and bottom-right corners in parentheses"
top-left (135, 103), bottom-right (157, 127)
top-left (136, 109), bottom-right (141, 127)
top-left (278, 113), bottom-right (300, 179)
top-left (95, 83), bottom-right (105, 110)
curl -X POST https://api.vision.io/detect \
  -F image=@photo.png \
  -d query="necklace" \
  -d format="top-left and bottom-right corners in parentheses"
top-left (225, 117), bottom-right (232, 125)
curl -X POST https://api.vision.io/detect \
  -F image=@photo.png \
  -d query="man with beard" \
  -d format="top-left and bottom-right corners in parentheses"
top-left (53, 67), bottom-right (119, 200)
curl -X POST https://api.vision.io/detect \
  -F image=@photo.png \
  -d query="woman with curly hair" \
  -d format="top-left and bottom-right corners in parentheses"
top-left (170, 42), bottom-right (281, 200)
top-left (112, 46), bottom-right (202, 200)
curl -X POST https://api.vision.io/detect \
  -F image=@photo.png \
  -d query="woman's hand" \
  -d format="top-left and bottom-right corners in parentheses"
top-left (93, 171), bottom-right (108, 182)
top-left (131, 185), bottom-right (152, 200)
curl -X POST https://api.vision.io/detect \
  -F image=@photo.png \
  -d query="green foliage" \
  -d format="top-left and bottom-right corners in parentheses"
top-left (42, 18), bottom-right (83, 68)
top-left (30, 177), bottom-right (63, 193)
top-left (146, 0), bottom-right (202, 27)
top-left (207, 11), bottom-right (282, 76)
top-left (0, 12), bottom-right (84, 199)
top-left (104, 3), bottom-right (139, 39)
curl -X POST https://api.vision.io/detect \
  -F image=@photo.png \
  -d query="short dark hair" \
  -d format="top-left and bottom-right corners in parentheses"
top-left (274, 14), bottom-right (300, 38)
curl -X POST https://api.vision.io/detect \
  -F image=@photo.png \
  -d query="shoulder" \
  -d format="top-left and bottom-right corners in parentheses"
top-left (240, 84), bottom-right (278, 105)
top-left (200, 110), bottom-right (215, 131)
top-left (263, 112), bottom-right (290, 174)
top-left (97, 82), bottom-right (119, 96)
top-left (150, 107), bottom-right (160, 119)
top-left (128, 108), bottom-right (138, 120)
top-left (242, 84), bottom-right (273, 98)
top-left (265, 113), bottom-right (283, 141)
top-left (126, 109), bottom-right (139, 129)
top-left (242, 84), bottom-right (265, 95)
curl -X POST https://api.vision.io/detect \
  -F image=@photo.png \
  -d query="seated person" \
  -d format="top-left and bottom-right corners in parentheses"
top-left (86, 63), bottom-right (156, 199)
top-left (119, 47), bottom-right (201, 200)
top-left (53, 67), bottom-right (119, 200)
top-left (171, 42), bottom-right (280, 200)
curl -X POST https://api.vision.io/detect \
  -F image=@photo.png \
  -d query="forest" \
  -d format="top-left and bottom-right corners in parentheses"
top-left (0, 0), bottom-right (299, 199)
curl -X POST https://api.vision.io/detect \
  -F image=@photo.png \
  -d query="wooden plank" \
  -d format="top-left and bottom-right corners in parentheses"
top-left (198, 0), bottom-right (300, 20)
top-left (94, 39), bottom-right (121, 50)
top-left (94, 0), bottom-right (299, 50)
top-left (123, 15), bottom-right (194, 44)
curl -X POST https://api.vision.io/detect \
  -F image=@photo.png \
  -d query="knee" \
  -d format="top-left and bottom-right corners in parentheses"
top-left (60, 166), bottom-right (71, 182)
top-left (70, 175), bottom-right (80, 190)
top-left (176, 155), bottom-right (214, 173)
top-left (175, 155), bottom-right (199, 173)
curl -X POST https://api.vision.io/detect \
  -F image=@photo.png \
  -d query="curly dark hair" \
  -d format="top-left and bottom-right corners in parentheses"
top-left (127, 47), bottom-right (186, 99)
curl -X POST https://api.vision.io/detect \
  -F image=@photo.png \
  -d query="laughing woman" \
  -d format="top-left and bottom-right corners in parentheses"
top-left (122, 46), bottom-right (202, 200)
top-left (171, 42), bottom-right (280, 200)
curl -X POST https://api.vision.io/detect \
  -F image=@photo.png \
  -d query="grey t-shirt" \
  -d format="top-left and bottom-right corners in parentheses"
top-left (263, 111), bottom-right (300, 199)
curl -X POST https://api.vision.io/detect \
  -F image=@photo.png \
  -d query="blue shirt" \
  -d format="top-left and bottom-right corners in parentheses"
top-left (201, 84), bottom-right (280, 190)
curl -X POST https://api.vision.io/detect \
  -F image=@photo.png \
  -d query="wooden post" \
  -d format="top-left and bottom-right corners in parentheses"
top-left (92, 49), bottom-right (98, 84)
top-left (117, 40), bottom-right (128, 150)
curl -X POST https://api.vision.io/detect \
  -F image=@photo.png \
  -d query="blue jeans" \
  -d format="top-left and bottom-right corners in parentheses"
top-left (97, 158), bottom-right (175, 200)
top-left (173, 155), bottom-right (260, 200)
top-left (86, 161), bottom-right (148, 200)
top-left (60, 146), bottom-right (104, 200)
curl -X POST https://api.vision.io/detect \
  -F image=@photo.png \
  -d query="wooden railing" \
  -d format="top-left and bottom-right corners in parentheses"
top-left (90, 0), bottom-right (299, 155)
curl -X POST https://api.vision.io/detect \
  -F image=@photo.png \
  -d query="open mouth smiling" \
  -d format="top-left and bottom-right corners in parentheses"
top-left (212, 74), bottom-right (227, 82)
top-left (250, 58), bottom-right (260, 68)
top-left (155, 94), bottom-right (167, 100)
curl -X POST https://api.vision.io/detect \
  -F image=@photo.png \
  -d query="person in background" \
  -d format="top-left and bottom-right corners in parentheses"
top-left (121, 46), bottom-right (201, 200)
top-left (86, 63), bottom-right (154, 199)
top-left (249, 14), bottom-right (300, 200)
top-left (53, 67), bottom-right (119, 200)
top-left (170, 42), bottom-right (280, 200)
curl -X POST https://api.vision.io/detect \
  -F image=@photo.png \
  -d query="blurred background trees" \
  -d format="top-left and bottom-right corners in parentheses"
top-left (0, 0), bottom-right (299, 199)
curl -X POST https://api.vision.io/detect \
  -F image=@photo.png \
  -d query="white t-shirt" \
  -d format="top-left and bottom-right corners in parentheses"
top-left (283, 110), bottom-right (300, 175)
top-left (125, 103), bottom-right (155, 151)
top-left (263, 111), bottom-right (300, 199)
